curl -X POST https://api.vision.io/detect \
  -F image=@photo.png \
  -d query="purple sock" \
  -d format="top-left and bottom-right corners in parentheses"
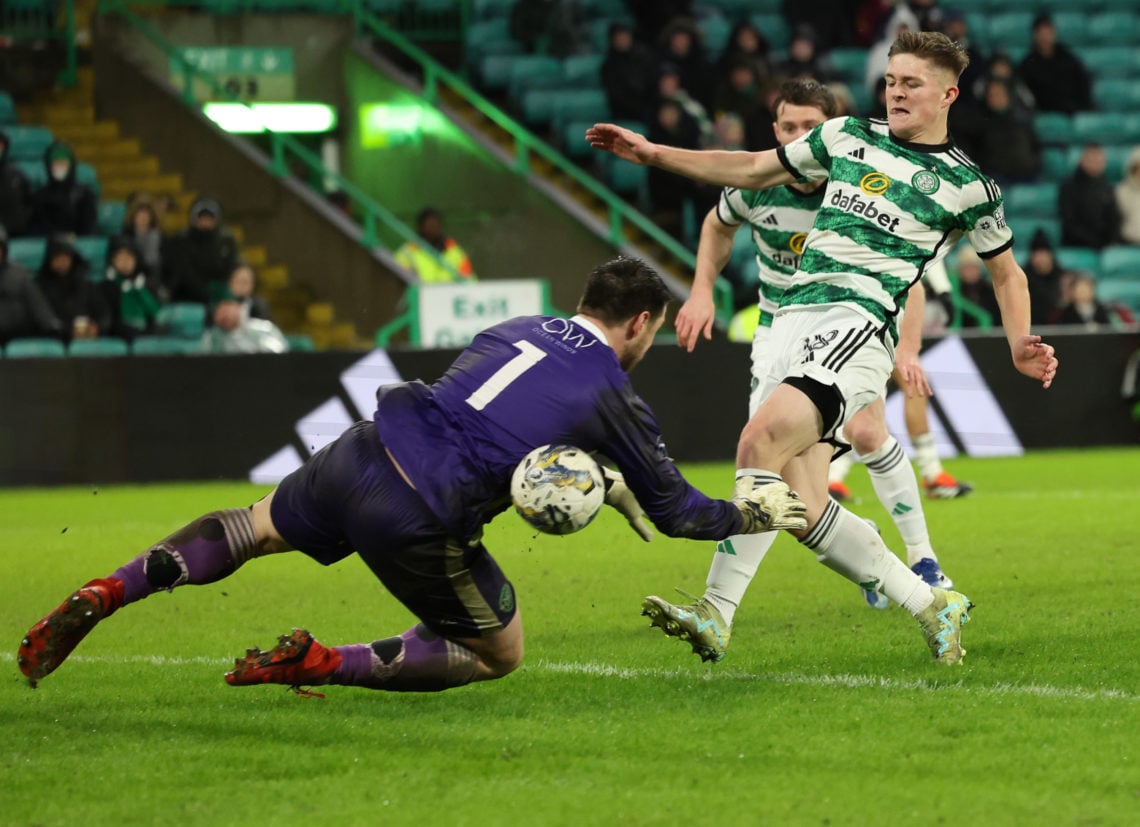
top-left (110, 509), bottom-right (257, 604)
top-left (331, 624), bottom-right (478, 692)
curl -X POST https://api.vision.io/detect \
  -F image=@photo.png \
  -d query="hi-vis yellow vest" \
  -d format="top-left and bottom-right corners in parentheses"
top-left (394, 238), bottom-right (476, 283)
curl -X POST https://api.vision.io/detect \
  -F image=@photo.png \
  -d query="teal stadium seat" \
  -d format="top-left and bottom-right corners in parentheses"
top-left (508, 55), bottom-right (563, 103)
top-left (76, 162), bottom-right (100, 194)
top-left (829, 49), bottom-right (868, 86)
top-left (1009, 217), bottom-right (1061, 249)
top-left (1033, 112), bottom-right (1074, 146)
top-left (6, 237), bottom-right (46, 269)
top-left (158, 302), bottom-right (208, 339)
top-left (465, 19), bottom-right (520, 67)
top-left (74, 236), bottom-right (109, 267)
top-left (1072, 113), bottom-right (1120, 145)
top-left (1088, 12), bottom-right (1138, 46)
top-left (6, 126), bottom-right (53, 161)
top-left (4, 337), bottom-right (66, 358)
top-left (696, 16), bottom-right (731, 60)
top-left (284, 333), bottom-right (316, 352)
top-left (550, 89), bottom-right (608, 134)
top-left (0, 92), bottom-right (16, 125)
top-left (14, 159), bottom-right (46, 188)
top-left (1097, 278), bottom-right (1140, 314)
top-left (983, 13), bottom-right (1034, 48)
top-left (1055, 247), bottom-right (1102, 276)
top-left (562, 120), bottom-right (595, 159)
top-left (1078, 47), bottom-right (1137, 78)
top-left (561, 54), bottom-right (603, 88)
top-left (97, 201), bottom-right (127, 235)
top-left (1050, 12), bottom-right (1090, 47)
top-left (1099, 245), bottom-right (1140, 280)
top-left (131, 336), bottom-right (200, 355)
top-left (472, 0), bottom-right (514, 21)
top-left (69, 338), bottom-right (129, 357)
top-left (749, 15), bottom-right (789, 50)
top-left (1005, 183), bottom-right (1058, 219)
top-left (601, 154), bottom-right (646, 204)
top-left (520, 87), bottom-right (561, 126)
top-left (477, 54), bottom-right (516, 91)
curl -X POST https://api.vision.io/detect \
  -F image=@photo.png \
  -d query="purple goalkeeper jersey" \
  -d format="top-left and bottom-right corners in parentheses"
top-left (373, 314), bottom-right (742, 543)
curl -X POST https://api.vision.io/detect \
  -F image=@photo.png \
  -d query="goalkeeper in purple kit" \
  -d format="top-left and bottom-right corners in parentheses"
top-left (18, 257), bottom-right (806, 696)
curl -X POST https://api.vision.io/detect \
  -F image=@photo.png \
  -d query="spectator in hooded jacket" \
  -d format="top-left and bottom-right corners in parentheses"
top-left (1018, 14), bottom-right (1092, 115)
top-left (971, 78), bottom-right (1041, 189)
top-left (1115, 147), bottom-right (1140, 246)
top-left (29, 141), bottom-right (97, 236)
top-left (34, 233), bottom-right (109, 342)
top-left (0, 222), bottom-right (62, 343)
top-left (0, 131), bottom-right (33, 237)
top-left (600, 21), bottom-right (657, 122)
top-left (101, 235), bottom-right (162, 341)
top-left (1059, 144), bottom-right (1122, 250)
top-left (161, 195), bottom-right (241, 304)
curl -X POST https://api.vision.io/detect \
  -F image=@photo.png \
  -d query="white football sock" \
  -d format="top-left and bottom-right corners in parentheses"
top-left (862, 437), bottom-right (937, 566)
top-left (704, 532), bottom-right (779, 625)
top-left (828, 451), bottom-right (856, 485)
top-left (800, 499), bottom-right (934, 615)
top-left (912, 432), bottom-right (943, 483)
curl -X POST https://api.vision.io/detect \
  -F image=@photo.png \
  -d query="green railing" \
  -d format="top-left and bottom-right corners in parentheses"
top-left (1, 0), bottom-right (78, 87)
top-left (99, 0), bottom-right (468, 281)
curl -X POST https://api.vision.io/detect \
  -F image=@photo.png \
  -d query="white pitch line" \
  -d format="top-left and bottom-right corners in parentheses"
top-left (1, 652), bottom-right (1132, 703)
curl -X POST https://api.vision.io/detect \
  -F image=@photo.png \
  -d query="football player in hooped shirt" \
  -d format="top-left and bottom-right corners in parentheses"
top-left (588, 31), bottom-right (1058, 665)
top-left (18, 257), bottom-right (807, 695)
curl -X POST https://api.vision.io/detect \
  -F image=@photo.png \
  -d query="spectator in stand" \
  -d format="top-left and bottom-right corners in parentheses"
top-left (776, 25), bottom-right (837, 84)
top-left (1114, 147), bottom-right (1140, 246)
top-left (656, 62), bottom-right (715, 147)
top-left (1022, 229), bottom-right (1068, 326)
top-left (34, 233), bottom-right (109, 343)
top-left (122, 193), bottom-right (164, 287)
top-left (508, 0), bottom-right (587, 57)
top-left (714, 58), bottom-right (774, 152)
top-left (971, 78), bottom-right (1041, 189)
top-left (973, 53), bottom-right (1035, 113)
top-left (853, 0), bottom-right (895, 48)
top-left (1055, 274), bottom-right (1111, 328)
top-left (395, 207), bottom-right (477, 283)
top-left (940, 9), bottom-right (985, 102)
top-left (162, 195), bottom-right (241, 305)
top-left (865, 9), bottom-right (915, 95)
top-left (0, 131), bottom-right (33, 237)
top-left (952, 245), bottom-right (1001, 328)
top-left (626, 0), bottom-right (693, 46)
top-left (100, 235), bottom-right (161, 342)
top-left (225, 263), bottom-right (272, 321)
top-left (1060, 144), bottom-right (1122, 251)
top-left (783, 0), bottom-right (859, 52)
top-left (199, 298), bottom-right (288, 355)
top-left (656, 17), bottom-right (716, 111)
top-left (645, 99), bottom-right (702, 241)
top-left (0, 222), bottom-right (62, 343)
top-left (906, 0), bottom-right (944, 32)
top-left (1019, 14), bottom-right (1092, 115)
top-left (600, 21), bottom-right (657, 122)
top-left (29, 141), bottom-right (97, 237)
top-left (716, 19), bottom-right (773, 105)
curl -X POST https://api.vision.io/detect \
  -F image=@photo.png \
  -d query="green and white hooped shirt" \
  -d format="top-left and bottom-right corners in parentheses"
top-left (776, 116), bottom-right (1012, 343)
top-left (718, 183), bottom-right (825, 320)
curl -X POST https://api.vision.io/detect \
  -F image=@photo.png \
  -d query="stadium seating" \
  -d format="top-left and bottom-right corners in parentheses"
top-left (6, 237), bottom-right (46, 269)
top-left (69, 338), bottom-right (130, 357)
top-left (1087, 12), bottom-right (1138, 47)
top-left (561, 54), bottom-right (604, 88)
top-left (97, 201), bottom-right (127, 235)
top-left (158, 302), bottom-right (208, 339)
top-left (131, 336), bottom-right (201, 356)
top-left (1005, 183), bottom-right (1058, 218)
top-left (4, 337), bottom-right (66, 358)
top-left (0, 92), bottom-right (16, 126)
top-left (1033, 112), bottom-right (1074, 147)
top-left (285, 333), bottom-right (317, 352)
top-left (5, 125), bottom-right (53, 161)
top-left (1099, 245), bottom-right (1140, 280)
top-left (1055, 246), bottom-right (1101, 276)
top-left (1097, 278), bottom-right (1140, 312)
top-left (749, 14), bottom-right (789, 50)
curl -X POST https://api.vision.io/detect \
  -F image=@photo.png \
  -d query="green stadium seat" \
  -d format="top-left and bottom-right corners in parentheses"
top-left (1050, 12), bottom-right (1090, 46)
top-left (74, 236), bottom-right (108, 266)
top-left (69, 338), bottom-right (129, 357)
top-left (284, 333), bottom-right (316, 352)
top-left (1072, 112), bottom-right (1119, 145)
top-left (477, 54), bottom-right (516, 91)
top-left (508, 55), bottom-right (564, 102)
top-left (97, 201), bottom-right (127, 235)
top-left (1009, 217), bottom-right (1061, 250)
top-left (520, 87), bottom-right (560, 126)
top-left (472, 0), bottom-right (514, 21)
top-left (551, 89), bottom-right (608, 133)
top-left (131, 336), bottom-right (200, 355)
top-left (465, 19), bottom-right (520, 65)
top-left (1099, 245), bottom-right (1140, 280)
top-left (1005, 183), bottom-right (1058, 219)
top-left (6, 237), bottom-right (46, 269)
top-left (1078, 47), bottom-right (1136, 78)
top-left (696, 16), bottom-right (731, 60)
top-left (829, 49), bottom-right (868, 85)
top-left (601, 154), bottom-right (646, 202)
top-left (14, 159), bottom-right (46, 188)
top-left (1033, 112), bottom-right (1074, 146)
top-left (1088, 12), bottom-right (1138, 46)
top-left (562, 119), bottom-right (595, 159)
top-left (5, 126), bottom-right (53, 161)
top-left (158, 302), bottom-right (208, 339)
top-left (1097, 278), bottom-right (1140, 313)
top-left (4, 337), bottom-right (66, 358)
top-left (983, 13), bottom-right (1034, 48)
top-left (1055, 246), bottom-right (1101, 276)
top-left (749, 14), bottom-right (789, 50)
top-left (561, 54), bottom-right (603, 88)
top-left (0, 92), bottom-right (16, 125)
top-left (75, 162), bottom-right (100, 194)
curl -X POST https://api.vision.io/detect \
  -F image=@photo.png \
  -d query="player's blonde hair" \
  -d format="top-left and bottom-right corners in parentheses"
top-left (888, 31), bottom-right (969, 80)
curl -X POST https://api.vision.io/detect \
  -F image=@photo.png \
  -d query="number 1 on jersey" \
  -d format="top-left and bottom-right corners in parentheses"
top-left (465, 340), bottom-right (547, 411)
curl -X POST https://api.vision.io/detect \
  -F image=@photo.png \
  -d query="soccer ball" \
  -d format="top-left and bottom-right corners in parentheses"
top-left (511, 444), bottom-right (605, 535)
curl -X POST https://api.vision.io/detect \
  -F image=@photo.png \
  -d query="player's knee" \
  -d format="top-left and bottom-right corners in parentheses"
top-left (482, 638), bottom-right (524, 679)
top-left (845, 419), bottom-right (887, 455)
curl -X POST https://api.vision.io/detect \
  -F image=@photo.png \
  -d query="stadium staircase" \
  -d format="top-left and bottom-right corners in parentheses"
top-left (14, 61), bottom-right (355, 350)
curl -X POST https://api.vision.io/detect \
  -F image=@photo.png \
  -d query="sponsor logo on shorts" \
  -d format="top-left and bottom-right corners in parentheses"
top-left (911, 170), bottom-right (940, 194)
top-left (801, 329), bottom-right (839, 363)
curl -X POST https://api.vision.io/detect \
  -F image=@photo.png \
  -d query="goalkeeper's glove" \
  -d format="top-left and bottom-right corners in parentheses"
top-left (602, 467), bottom-right (654, 542)
top-left (731, 476), bottom-right (808, 533)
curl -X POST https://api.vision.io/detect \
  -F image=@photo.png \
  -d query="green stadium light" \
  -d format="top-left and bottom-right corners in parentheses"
top-left (359, 103), bottom-right (452, 148)
top-left (203, 102), bottom-right (337, 134)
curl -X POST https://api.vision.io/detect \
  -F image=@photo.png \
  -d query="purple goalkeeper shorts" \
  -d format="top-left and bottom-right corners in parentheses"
top-left (270, 421), bottom-right (517, 637)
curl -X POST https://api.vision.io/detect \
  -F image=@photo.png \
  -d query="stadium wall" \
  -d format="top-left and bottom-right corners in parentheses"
top-left (1, 332), bottom-right (1136, 487)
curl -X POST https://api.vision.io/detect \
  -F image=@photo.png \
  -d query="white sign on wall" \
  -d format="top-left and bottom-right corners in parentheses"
top-left (415, 280), bottom-right (549, 348)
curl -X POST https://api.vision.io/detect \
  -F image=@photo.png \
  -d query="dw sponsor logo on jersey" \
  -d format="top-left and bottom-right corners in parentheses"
top-left (538, 317), bottom-right (598, 350)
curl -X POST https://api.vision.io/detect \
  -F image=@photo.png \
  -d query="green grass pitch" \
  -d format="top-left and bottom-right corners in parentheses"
top-left (1, 448), bottom-right (1137, 826)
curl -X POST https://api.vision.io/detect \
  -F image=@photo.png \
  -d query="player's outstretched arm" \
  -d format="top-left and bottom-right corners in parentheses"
top-left (984, 249), bottom-right (1059, 388)
top-left (895, 282), bottom-right (932, 397)
top-left (676, 208), bottom-right (737, 352)
top-left (585, 123), bottom-right (794, 190)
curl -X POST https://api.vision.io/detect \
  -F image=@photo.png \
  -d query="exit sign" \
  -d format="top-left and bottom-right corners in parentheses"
top-left (170, 46), bottom-right (296, 102)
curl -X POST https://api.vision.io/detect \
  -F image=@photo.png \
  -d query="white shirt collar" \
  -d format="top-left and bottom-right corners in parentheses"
top-left (570, 314), bottom-right (612, 349)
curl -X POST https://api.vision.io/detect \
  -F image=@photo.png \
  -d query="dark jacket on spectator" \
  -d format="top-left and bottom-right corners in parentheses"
top-left (29, 141), bottom-right (97, 237)
top-left (0, 132), bottom-right (33, 237)
top-left (1018, 43), bottom-right (1092, 114)
top-left (162, 196), bottom-right (241, 304)
top-left (0, 238), bottom-right (61, 342)
top-left (34, 234), bottom-right (110, 340)
top-left (600, 23), bottom-right (657, 121)
top-left (1060, 167), bottom-right (1121, 250)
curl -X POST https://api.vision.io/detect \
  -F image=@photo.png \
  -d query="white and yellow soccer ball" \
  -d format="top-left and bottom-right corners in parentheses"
top-left (511, 444), bottom-right (605, 535)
